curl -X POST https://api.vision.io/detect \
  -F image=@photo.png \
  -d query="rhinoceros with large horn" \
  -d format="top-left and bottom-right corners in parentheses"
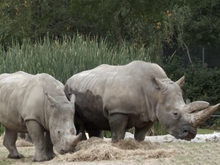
top-left (64, 61), bottom-right (220, 142)
top-left (0, 71), bottom-right (81, 162)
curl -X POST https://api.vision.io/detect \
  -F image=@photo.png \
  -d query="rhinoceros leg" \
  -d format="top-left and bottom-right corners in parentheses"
top-left (25, 133), bottom-right (32, 143)
top-left (25, 120), bottom-right (55, 162)
top-left (134, 121), bottom-right (154, 141)
top-left (18, 133), bottom-right (32, 143)
top-left (85, 124), bottom-right (103, 138)
top-left (45, 132), bottom-right (56, 159)
top-left (109, 113), bottom-right (128, 143)
top-left (75, 115), bottom-right (87, 140)
top-left (3, 128), bottom-right (24, 159)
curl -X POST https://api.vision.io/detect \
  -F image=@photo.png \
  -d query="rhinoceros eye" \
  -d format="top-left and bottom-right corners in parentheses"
top-left (57, 131), bottom-right (61, 138)
top-left (172, 111), bottom-right (180, 119)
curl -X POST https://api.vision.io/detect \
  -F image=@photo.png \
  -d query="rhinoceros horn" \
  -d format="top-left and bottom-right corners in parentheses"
top-left (188, 102), bottom-right (220, 127)
top-left (71, 133), bottom-right (82, 147)
top-left (185, 101), bottom-right (210, 113)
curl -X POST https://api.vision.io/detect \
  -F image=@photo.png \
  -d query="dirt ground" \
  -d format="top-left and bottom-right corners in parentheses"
top-left (0, 136), bottom-right (220, 165)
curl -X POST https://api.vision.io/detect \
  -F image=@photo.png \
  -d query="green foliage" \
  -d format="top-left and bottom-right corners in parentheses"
top-left (197, 128), bottom-right (219, 134)
top-left (0, 125), bottom-right (4, 135)
top-left (210, 117), bottom-right (220, 129)
top-left (161, 5), bottom-right (192, 47)
top-left (0, 0), bottom-right (169, 46)
top-left (1, 0), bottom-right (219, 49)
top-left (150, 122), bottom-right (168, 136)
top-left (187, 0), bottom-right (220, 45)
top-left (164, 57), bottom-right (220, 105)
top-left (103, 131), bottom-right (111, 138)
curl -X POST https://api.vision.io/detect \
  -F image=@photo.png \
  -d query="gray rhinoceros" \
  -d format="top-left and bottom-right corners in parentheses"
top-left (0, 71), bottom-right (81, 162)
top-left (64, 61), bottom-right (220, 142)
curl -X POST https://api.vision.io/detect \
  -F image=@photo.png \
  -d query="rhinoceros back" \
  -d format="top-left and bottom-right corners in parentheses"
top-left (66, 61), bottom-right (168, 98)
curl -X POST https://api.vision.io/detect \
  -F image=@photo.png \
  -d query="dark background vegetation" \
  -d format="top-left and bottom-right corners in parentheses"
top-left (0, 0), bottom-right (220, 131)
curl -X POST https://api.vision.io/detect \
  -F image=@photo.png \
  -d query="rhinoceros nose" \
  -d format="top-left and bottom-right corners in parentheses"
top-left (183, 129), bottom-right (188, 134)
top-left (60, 149), bottom-right (66, 155)
top-left (182, 126), bottom-right (196, 141)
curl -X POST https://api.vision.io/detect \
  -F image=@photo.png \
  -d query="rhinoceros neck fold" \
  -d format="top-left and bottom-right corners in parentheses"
top-left (141, 86), bottom-right (159, 122)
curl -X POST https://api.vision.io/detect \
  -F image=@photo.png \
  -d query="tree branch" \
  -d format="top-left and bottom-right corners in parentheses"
top-left (183, 42), bottom-right (193, 64)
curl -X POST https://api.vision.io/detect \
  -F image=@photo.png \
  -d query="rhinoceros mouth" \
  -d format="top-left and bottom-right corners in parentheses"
top-left (59, 148), bottom-right (76, 155)
top-left (59, 149), bottom-right (67, 155)
top-left (182, 132), bottom-right (196, 141)
top-left (172, 126), bottom-right (197, 141)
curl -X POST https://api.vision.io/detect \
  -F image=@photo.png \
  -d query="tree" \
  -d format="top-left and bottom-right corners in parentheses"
top-left (0, 0), bottom-right (220, 48)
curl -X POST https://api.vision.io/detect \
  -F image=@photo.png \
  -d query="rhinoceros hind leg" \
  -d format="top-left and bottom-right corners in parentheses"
top-left (89, 129), bottom-right (103, 138)
top-left (134, 121), bottom-right (154, 141)
top-left (109, 113), bottom-right (128, 143)
top-left (85, 124), bottom-right (103, 138)
top-left (25, 133), bottom-right (32, 143)
top-left (4, 128), bottom-right (24, 159)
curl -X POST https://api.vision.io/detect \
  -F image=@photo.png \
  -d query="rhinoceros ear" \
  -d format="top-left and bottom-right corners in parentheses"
top-left (151, 76), bottom-right (165, 90)
top-left (175, 75), bottom-right (185, 87)
top-left (46, 93), bottom-right (58, 107)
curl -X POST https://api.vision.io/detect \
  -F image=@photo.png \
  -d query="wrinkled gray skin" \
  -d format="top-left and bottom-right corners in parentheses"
top-left (0, 71), bottom-right (81, 162)
top-left (64, 61), bottom-right (220, 142)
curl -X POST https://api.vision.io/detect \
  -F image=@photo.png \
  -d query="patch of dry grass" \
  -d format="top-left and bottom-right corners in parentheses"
top-left (54, 137), bottom-right (177, 162)
top-left (168, 142), bottom-right (220, 165)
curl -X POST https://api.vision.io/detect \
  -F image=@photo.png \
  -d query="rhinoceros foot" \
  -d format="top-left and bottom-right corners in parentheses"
top-left (32, 148), bottom-right (56, 162)
top-left (7, 153), bottom-right (24, 159)
top-left (32, 153), bottom-right (56, 162)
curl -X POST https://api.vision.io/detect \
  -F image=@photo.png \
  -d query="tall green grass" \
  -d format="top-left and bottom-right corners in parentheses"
top-left (0, 34), bottom-right (166, 136)
top-left (0, 34), bottom-right (155, 83)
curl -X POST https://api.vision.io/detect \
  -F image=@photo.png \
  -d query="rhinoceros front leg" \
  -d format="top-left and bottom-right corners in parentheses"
top-left (109, 113), bottom-right (128, 143)
top-left (45, 132), bottom-right (56, 159)
top-left (3, 128), bottom-right (24, 159)
top-left (134, 121), bottom-right (154, 141)
top-left (25, 120), bottom-right (55, 162)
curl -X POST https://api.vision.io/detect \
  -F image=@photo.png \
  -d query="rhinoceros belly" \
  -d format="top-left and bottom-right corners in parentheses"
top-left (0, 102), bottom-right (27, 132)
top-left (0, 116), bottom-right (27, 132)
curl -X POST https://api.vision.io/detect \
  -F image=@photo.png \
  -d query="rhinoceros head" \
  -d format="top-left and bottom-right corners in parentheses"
top-left (153, 76), bottom-right (220, 141)
top-left (46, 94), bottom-right (81, 154)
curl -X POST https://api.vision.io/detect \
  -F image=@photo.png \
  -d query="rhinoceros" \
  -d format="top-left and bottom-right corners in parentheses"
top-left (0, 71), bottom-right (81, 162)
top-left (64, 61), bottom-right (220, 142)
